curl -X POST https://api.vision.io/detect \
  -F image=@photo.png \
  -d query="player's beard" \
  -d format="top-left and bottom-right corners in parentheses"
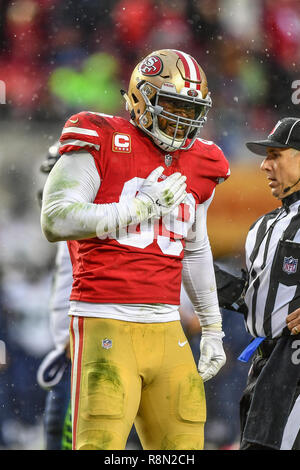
top-left (158, 119), bottom-right (187, 140)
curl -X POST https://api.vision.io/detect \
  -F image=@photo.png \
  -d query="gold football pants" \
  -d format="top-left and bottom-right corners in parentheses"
top-left (70, 316), bottom-right (206, 450)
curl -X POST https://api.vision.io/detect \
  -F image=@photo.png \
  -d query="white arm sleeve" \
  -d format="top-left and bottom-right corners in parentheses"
top-left (182, 191), bottom-right (222, 327)
top-left (41, 152), bottom-right (143, 242)
top-left (49, 241), bottom-right (73, 350)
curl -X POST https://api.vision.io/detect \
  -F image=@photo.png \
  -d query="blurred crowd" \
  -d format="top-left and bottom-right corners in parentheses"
top-left (0, 0), bottom-right (299, 449)
top-left (1, 0), bottom-right (300, 154)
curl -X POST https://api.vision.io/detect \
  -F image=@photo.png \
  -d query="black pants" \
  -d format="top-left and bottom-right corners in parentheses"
top-left (240, 339), bottom-right (300, 450)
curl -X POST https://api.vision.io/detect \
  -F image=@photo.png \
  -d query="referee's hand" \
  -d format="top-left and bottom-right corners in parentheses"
top-left (286, 308), bottom-right (300, 335)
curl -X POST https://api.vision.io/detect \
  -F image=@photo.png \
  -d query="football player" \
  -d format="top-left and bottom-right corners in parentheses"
top-left (37, 142), bottom-right (73, 450)
top-left (41, 49), bottom-right (230, 450)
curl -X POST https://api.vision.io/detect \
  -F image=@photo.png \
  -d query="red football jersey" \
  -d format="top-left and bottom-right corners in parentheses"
top-left (59, 111), bottom-right (230, 304)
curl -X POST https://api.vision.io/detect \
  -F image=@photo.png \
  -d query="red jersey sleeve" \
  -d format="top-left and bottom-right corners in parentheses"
top-left (210, 143), bottom-right (230, 184)
top-left (188, 138), bottom-right (230, 204)
top-left (59, 111), bottom-right (102, 155)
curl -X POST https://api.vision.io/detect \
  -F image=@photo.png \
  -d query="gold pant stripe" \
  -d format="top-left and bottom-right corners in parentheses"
top-left (70, 316), bottom-right (85, 450)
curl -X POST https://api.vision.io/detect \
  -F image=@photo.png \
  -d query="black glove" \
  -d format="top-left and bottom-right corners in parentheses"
top-left (214, 264), bottom-right (248, 314)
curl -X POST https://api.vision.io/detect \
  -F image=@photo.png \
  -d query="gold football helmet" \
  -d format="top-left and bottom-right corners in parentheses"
top-left (122, 49), bottom-right (212, 152)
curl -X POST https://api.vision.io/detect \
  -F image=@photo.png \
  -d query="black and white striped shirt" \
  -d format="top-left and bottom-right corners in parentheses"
top-left (244, 190), bottom-right (300, 339)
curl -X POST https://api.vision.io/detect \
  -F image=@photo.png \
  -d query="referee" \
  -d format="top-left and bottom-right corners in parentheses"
top-left (217, 117), bottom-right (300, 450)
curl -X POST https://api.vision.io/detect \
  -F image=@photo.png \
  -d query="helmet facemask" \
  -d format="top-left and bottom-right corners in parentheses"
top-left (135, 81), bottom-right (211, 152)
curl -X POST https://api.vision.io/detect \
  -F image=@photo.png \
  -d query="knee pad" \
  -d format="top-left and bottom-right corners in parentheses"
top-left (159, 372), bottom-right (206, 450)
top-left (161, 432), bottom-right (204, 450)
top-left (177, 372), bottom-right (206, 423)
top-left (77, 429), bottom-right (124, 450)
top-left (82, 360), bottom-right (126, 419)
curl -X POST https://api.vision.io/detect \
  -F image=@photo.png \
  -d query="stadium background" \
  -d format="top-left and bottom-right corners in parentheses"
top-left (0, 0), bottom-right (299, 449)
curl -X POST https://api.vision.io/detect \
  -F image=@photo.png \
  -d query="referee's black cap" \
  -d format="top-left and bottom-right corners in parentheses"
top-left (246, 117), bottom-right (300, 156)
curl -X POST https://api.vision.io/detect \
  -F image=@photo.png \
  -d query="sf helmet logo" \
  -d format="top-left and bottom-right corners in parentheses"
top-left (139, 55), bottom-right (163, 76)
top-left (187, 89), bottom-right (199, 97)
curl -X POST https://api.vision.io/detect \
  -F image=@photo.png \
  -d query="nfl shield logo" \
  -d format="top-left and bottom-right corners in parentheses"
top-left (102, 338), bottom-right (112, 350)
top-left (283, 256), bottom-right (298, 275)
